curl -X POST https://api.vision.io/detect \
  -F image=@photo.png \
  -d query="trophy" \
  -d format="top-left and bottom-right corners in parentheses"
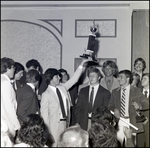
top-left (135, 109), bottom-right (146, 123)
top-left (80, 19), bottom-right (98, 62)
top-left (131, 100), bottom-right (146, 123)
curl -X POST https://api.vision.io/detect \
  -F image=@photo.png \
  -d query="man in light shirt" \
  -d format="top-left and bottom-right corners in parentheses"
top-left (1, 57), bottom-right (21, 143)
top-left (40, 59), bottom-right (90, 147)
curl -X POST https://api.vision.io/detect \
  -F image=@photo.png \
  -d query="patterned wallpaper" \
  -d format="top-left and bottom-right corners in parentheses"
top-left (1, 20), bottom-right (62, 72)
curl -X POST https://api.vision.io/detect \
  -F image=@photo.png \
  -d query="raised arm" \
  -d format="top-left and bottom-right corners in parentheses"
top-left (63, 59), bottom-right (91, 90)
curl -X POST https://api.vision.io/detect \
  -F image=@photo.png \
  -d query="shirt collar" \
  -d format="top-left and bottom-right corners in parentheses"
top-left (10, 79), bottom-right (15, 83)
top-left (49, 85), bottom-right (57, 91)
top-left (90, 83), bottom-right (99, 89)
top-left (1, 74), bottom-right (10, 82)
top-left (143, 88), bottom-right (149, 93)
top-left (27, 83), bottom-right (35, 91)
top-left (121, 84), bottom-right (130, 90)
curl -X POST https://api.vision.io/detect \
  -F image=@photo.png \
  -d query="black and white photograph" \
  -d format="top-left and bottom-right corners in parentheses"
top-left (1, 1), bottom-right (149, 147)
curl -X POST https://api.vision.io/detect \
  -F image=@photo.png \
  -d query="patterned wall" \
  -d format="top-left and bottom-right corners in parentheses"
top-left (1, 19), bottom-right (62, 72)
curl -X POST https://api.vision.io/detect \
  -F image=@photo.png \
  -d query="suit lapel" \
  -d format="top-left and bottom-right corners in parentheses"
top-left (116, 87), bottom-right (121, 110)
top-left (48, 86), bottom-right (59, 104)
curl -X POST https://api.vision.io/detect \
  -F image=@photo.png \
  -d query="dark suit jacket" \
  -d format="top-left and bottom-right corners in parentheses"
top-left (38, 74), bottom-right (48, 95)
top-left (140, 89), bottom-right (149, 147)
top-left (108, 86), bottom-right (145, 133)
top-left (16, 84), bottom-right (40, 123)
top-left (18, 72), bottom-right (47, 95)
top-left (75, 84), bottom-right (111, 130)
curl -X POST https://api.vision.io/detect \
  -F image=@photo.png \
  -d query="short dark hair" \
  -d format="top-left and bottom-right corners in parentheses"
top-left (44, 68), bottom-right (61, 85)
top-left (102, 60), bottom-right (119, 78)
top-left (1, 57), bottom-right (15, 74)
top-left (26, 69), bottom-right (41, 83)
top-left (91, 106), bottom-right (118, 130)
top-left (18, 114), bottom-right (53, 147)
top-left (118, 70), bottom-right (133, 84)
top-left (132, 72), bottom-right (140, 87)
top-left (58, 68), bottom-right (68, 74)
top-left (58, 68), bottom-right (69, 82)
top-left (134, 57), bottom-right (146, 72)
top-left (88, 121), bottom-right (118, 147)
top-left (26, 59), bottom-right (43, 73)
top-left (87, 66), bottom-right (103, 78)
top-left (14, 62), bottom-right (25, 75)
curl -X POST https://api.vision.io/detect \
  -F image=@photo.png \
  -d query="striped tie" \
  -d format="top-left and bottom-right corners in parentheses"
top-left (120, 88), bottom-right (126, 117)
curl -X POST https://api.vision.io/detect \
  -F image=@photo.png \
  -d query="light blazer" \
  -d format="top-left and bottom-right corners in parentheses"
top-left (40, 64), bottom-right (84, 141)
top-left (16, 84), bottom-right (40, 123)
top-left (40, 85), bottom-right (71, 143)
top-left (108, 85), bottom-right (145, 133)
top-left (1, 74), bottom-right (20, 138)
top-left (75, 84), bottom-right (111, 130)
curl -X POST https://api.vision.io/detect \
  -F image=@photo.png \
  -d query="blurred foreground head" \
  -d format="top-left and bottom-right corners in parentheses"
top-left (57, 124), bottom-right (89, 147)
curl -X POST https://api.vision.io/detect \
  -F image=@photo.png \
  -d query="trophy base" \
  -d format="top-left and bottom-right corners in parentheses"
top-left (135, 115), bottom-right (146, 123)
top-left (80, 54), bottom-right (98, 62)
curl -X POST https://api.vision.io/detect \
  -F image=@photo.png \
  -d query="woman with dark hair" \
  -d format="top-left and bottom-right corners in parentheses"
top-left (14, 114), bottom-right (54, 147)
top-left (131, 72), bottom-right (140, 87)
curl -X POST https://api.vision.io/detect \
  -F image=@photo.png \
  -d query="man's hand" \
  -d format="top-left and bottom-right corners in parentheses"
top-left (123, 126), bottom-right (132, 139)
top-left (114, 108), bottom-right (120, 119)
top-left (80, 58), bottom-right (93, 67)
top-left (131, 101), bottom-right (140, 110)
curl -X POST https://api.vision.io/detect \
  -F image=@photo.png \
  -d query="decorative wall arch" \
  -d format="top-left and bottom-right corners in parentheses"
top-left (1, 20), bottom-right (62, 72)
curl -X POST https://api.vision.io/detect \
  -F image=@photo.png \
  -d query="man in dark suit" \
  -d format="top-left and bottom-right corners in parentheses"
top-left (108, 70), bottom-right (146, 147)
top-left (19, 59), bottom-right (48, 107)
top-left (140, 73), bottom-right (149, 147)
top-left (16, 69), bottom-right (41, 124)
top-left (75, 66), bottom-right (111, 131)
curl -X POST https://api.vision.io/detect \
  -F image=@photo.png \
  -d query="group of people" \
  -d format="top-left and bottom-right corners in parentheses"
top-left (1, 56), bottom-right (149, 147)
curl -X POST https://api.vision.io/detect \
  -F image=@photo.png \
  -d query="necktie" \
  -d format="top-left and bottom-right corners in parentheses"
top-left (144, 90), bottom-right (148, 98)
top-left (56, 88), bottom-right (66, 118)
top-left (66, 99), bottom-right (70, 127)
top-left (88, 87), bottom-right (94, 113)
top-left (120, 88), bottom-right (126, 117)
top-left (11, 81), bottom-right (16, 91)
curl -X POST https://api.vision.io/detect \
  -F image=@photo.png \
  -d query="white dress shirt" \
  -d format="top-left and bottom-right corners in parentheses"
top-left (49, 85), bottom-right (67, 119)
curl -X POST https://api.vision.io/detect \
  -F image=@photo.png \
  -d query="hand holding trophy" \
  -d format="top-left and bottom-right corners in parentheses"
top-left (80, 19), bottom-right (98, 62)
top-left (131, 100), bottom-right (146, 123)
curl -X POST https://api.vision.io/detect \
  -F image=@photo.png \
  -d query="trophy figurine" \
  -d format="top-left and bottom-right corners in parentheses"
top-left (80, 19), bottom-right (98, 62)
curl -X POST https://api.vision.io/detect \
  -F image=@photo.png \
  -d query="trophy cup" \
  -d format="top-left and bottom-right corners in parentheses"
top-left (131, 100), bottom-right (146, 123)
top-left (80, 19), bottom-right (98, 62)
top-left (135, 109), bottom-right (146, 123)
